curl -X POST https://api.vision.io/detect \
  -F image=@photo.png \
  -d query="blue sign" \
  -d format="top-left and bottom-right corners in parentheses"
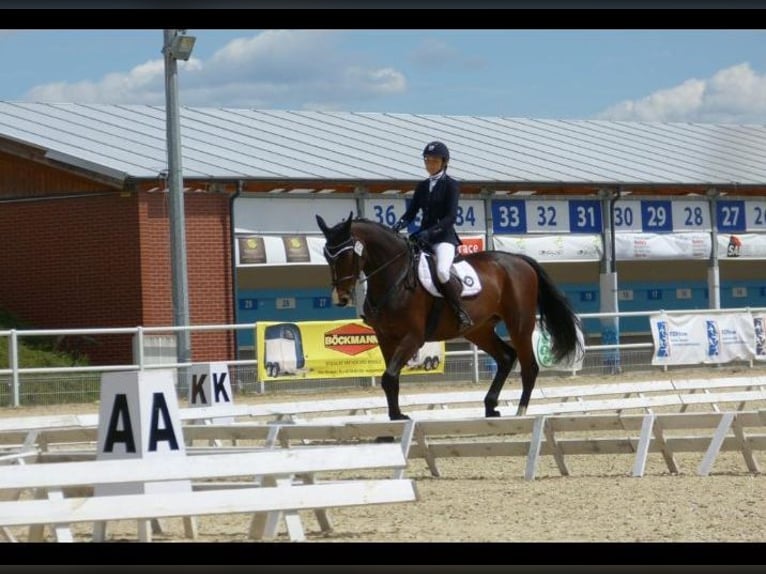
top-left (568, 200), bottom-right (602, 233)
top-left (647, 289), bottom-right (663, 301)
top-left (716, 200), bottom-right (746, 232)
top-left (238, 298), bottom-right (258, 310)
top-left (313, 296), bottom-right (331, 309)
top-left (641, 200), bottom-right (673, 232)
top-left (579, 290), bottom-right (597, 302)
top-left (492, 199), bottom-right (527, 234)
top-left (492, 199), bottom-right (602, 234)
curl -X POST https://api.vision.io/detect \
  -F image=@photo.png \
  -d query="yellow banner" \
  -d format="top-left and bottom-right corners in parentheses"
top-left (256, 319), bottom-right (445, 381)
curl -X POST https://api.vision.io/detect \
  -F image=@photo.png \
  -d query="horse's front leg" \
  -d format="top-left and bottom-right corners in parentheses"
top-left (381, 371), bottom-right (409, 420)
top-left (378, 334), bottom-right (422, 421)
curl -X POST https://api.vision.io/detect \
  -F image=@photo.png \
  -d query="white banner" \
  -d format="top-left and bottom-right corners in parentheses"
top-left (718, 234), bottom-right (766, 260)
top-left (615, 232), bottom-right (711, 260)
top-left (233, 196), bottom-right (357, 234)
top-left (235, 234), bottom-right (327, 266)
top-left (512, 324), bottom-right (586, 372)
top-left (493, 234), bottom-right (603, 262)
top-left (650, 312), bottom-right (757, 366)
top-left (753, 311), bottom-right (766, 363)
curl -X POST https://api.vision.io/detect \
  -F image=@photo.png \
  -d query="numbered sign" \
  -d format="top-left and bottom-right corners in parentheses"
top-left (640, 200), bottom-right (673, 232)
top-left (749, 199), bottom-right (766, 231)
top-left (717, 199), bottom-right (766, 232)
top-left (614, 199), bottom-right (710, 233)
top-left (364, 197), bottom-right (485, 233)
top-left (672, 200), bottom-right (710, 231)
top-left (492, 199), bottom-right (600, 234)
top-left (613, 200), bottom-right (641, 231)
top-left (716, 200), bottom-right (746, 232)
top-left (492, 199), bottom-right (527, 233)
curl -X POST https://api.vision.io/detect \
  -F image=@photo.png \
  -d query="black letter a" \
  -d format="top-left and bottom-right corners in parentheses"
top-left (148, 392), bottom-right (180, 452)
top-left (103, 394), bottom-right (137, 453)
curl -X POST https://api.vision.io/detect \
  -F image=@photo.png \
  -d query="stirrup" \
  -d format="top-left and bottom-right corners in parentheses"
top-left (456, 311), bottom-right (474, 333)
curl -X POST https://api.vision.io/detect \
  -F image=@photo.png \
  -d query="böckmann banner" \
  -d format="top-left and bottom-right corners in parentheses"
top-left (256, 319), bottom-right (445, 381)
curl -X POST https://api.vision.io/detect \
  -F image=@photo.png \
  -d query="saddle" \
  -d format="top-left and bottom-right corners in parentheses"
top-left (416, 252), bottom-right (481, 298)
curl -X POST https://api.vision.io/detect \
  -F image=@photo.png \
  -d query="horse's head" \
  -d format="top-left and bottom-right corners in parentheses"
top-left (316, 211), bottom-right (363, 307)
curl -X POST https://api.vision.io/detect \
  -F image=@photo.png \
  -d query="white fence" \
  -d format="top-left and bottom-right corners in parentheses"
top-left (1, 307), bottom-right (765, 407)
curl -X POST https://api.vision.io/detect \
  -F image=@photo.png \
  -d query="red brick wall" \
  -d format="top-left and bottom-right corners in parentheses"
top-left (1, 189), bottom-right (235, 365)
top-left (0, 193), bottom-right (143, 363)
top-left (138, 191), bottom-right (235, 363)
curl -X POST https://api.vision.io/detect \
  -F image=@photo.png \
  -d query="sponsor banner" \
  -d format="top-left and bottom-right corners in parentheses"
top-left (513, 324), bottom-right (586, 372)
top-left (493, 234), bottom-right (603, 262)
top-left (615, 232), bottom-right (711, 260)
top-left (255, 320), bottom-right (445, 381)
top-left (457, 235), bottom-right (485, 256)
top-left (236, 234), bottom-right (327, 266)
top-left (754, 312), bottom-right (766, 362)
top-left (650, 312), bottom-right (757, 366)
top-left (718, 234), bottom-right (766, 260)
top-left (237, 233), bottom-right (486, 266)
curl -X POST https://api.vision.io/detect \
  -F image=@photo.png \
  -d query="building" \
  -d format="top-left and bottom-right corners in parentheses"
top-left (1, 102), bottom-right (765, 363)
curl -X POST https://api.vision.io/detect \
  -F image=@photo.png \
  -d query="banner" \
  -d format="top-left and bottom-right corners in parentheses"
top-left (615, 232), bottom-right (711, 260)
top-left (650, 312), bottom-right (757, 366)
top-left (256, 320), bottom-right (445, 381)
top-left (753, 311), bottom-right (766, 363)
top-left (236, 234), bottom-right (327, 266)
top-left (512, 324), bottom-right (586, 372)
top-left (493, 234), bottom-right (603, 262)
top-left (718, 234), bottom-right (766, 260)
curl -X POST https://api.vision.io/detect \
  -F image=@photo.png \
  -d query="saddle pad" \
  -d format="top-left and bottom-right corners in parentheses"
top-left (417, 253), bottom-right (482, 298)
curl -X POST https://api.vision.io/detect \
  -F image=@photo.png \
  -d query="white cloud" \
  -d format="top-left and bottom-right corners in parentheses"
top-left (597, 63), bottom-right (766, 124)
top-left (21, 30), bottom-right (407, 110)
top-left (410, 37), bottom-right (485, 70)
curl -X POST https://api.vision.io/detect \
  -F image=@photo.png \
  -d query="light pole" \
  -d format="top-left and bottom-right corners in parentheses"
top-left (163, 29), bottom-right (196, 369)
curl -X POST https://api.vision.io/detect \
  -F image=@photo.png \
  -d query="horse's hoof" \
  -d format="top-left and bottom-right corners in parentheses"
top-left (375, 436), bottom-right (396, 443)
top-left (390, 414), bottom-right (411, 421)
top-left (485, 409), bottom-right (501, 418)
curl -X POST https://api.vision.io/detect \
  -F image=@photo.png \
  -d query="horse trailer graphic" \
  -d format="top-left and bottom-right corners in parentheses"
top-left (406, 341), bottom-right (443, 371)
top-left (263, 323), bottom-right (306, 377)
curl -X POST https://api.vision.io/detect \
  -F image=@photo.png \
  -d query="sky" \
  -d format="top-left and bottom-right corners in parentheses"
top-left (1, 29), bottom-right (765, 124)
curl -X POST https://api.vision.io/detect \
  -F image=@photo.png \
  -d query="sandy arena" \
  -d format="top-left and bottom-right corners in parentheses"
top-left (2, 366), bottom-right (765, 543)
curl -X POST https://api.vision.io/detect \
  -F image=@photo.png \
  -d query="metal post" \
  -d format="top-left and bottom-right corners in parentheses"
top-left (707, 188), bottom-right (721, 310)
top-left (163, 29), bottom-right (192, 369)
top-left (10, 329), bottom-right (19, 407)
top-left (599, 187), bottom-right (622, 374)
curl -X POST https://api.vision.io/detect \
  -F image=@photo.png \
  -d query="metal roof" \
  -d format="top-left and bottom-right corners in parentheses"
top-left (0, 101), bottom-right (765, 188)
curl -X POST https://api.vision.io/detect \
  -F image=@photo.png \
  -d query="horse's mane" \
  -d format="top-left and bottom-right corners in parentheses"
top-left (353, 217), bottom-right (400, 237)
top-left (353, 217), bottom-right (411, 250)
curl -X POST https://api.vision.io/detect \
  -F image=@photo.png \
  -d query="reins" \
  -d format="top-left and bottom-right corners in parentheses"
top-left (324, 224), bottom-right (417, 321)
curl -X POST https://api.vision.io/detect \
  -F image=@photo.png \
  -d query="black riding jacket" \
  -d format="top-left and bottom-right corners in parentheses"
top-left (399, 173), bottom-right (462, 246)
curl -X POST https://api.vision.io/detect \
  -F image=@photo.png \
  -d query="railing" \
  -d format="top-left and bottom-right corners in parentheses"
top-left (2, 307), bottom-right (764, 407)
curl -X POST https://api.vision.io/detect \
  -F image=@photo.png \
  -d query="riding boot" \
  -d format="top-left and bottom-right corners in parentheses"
top-left (437, 276), bottom-right (474, 334)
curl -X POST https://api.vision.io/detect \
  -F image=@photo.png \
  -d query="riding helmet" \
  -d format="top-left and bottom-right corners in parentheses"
top-left (422, 141), bottom-right (450, 162)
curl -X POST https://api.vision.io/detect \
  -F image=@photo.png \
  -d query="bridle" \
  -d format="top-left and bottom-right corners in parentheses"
top-left (323, 231), bottom-right (412, 294)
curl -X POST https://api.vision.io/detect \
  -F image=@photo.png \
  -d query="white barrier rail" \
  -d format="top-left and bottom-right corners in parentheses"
top-left (1, 307), bottom-right (765, 407)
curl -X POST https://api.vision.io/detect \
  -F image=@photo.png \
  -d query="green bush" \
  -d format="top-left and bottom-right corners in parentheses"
top-left (1, 309), bottom-right (94, 406)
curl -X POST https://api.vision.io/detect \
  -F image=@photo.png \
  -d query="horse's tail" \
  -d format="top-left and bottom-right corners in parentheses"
top-left (515, 253), bottom-right (583, 363)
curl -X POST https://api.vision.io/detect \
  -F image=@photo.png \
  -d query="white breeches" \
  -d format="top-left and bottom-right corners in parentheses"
top-left (433, 242), bottom-right (456, 284)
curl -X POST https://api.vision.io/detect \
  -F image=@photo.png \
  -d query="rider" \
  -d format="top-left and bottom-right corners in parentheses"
top-left (391, 141), bottom-right (474, 333)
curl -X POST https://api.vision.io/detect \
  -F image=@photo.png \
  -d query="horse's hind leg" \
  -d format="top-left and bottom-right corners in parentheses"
top-left (465, 327), bottom-right (517, 417)
top-left (514, 335), bottom-right (539, 416)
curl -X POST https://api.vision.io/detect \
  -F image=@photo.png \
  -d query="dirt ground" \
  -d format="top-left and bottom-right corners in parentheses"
top-left (2, 366), bottom-right (766, 543)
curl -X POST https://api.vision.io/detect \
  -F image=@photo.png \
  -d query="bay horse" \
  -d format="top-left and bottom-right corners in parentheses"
top-left (316, 212), bottom-right (583, 420)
